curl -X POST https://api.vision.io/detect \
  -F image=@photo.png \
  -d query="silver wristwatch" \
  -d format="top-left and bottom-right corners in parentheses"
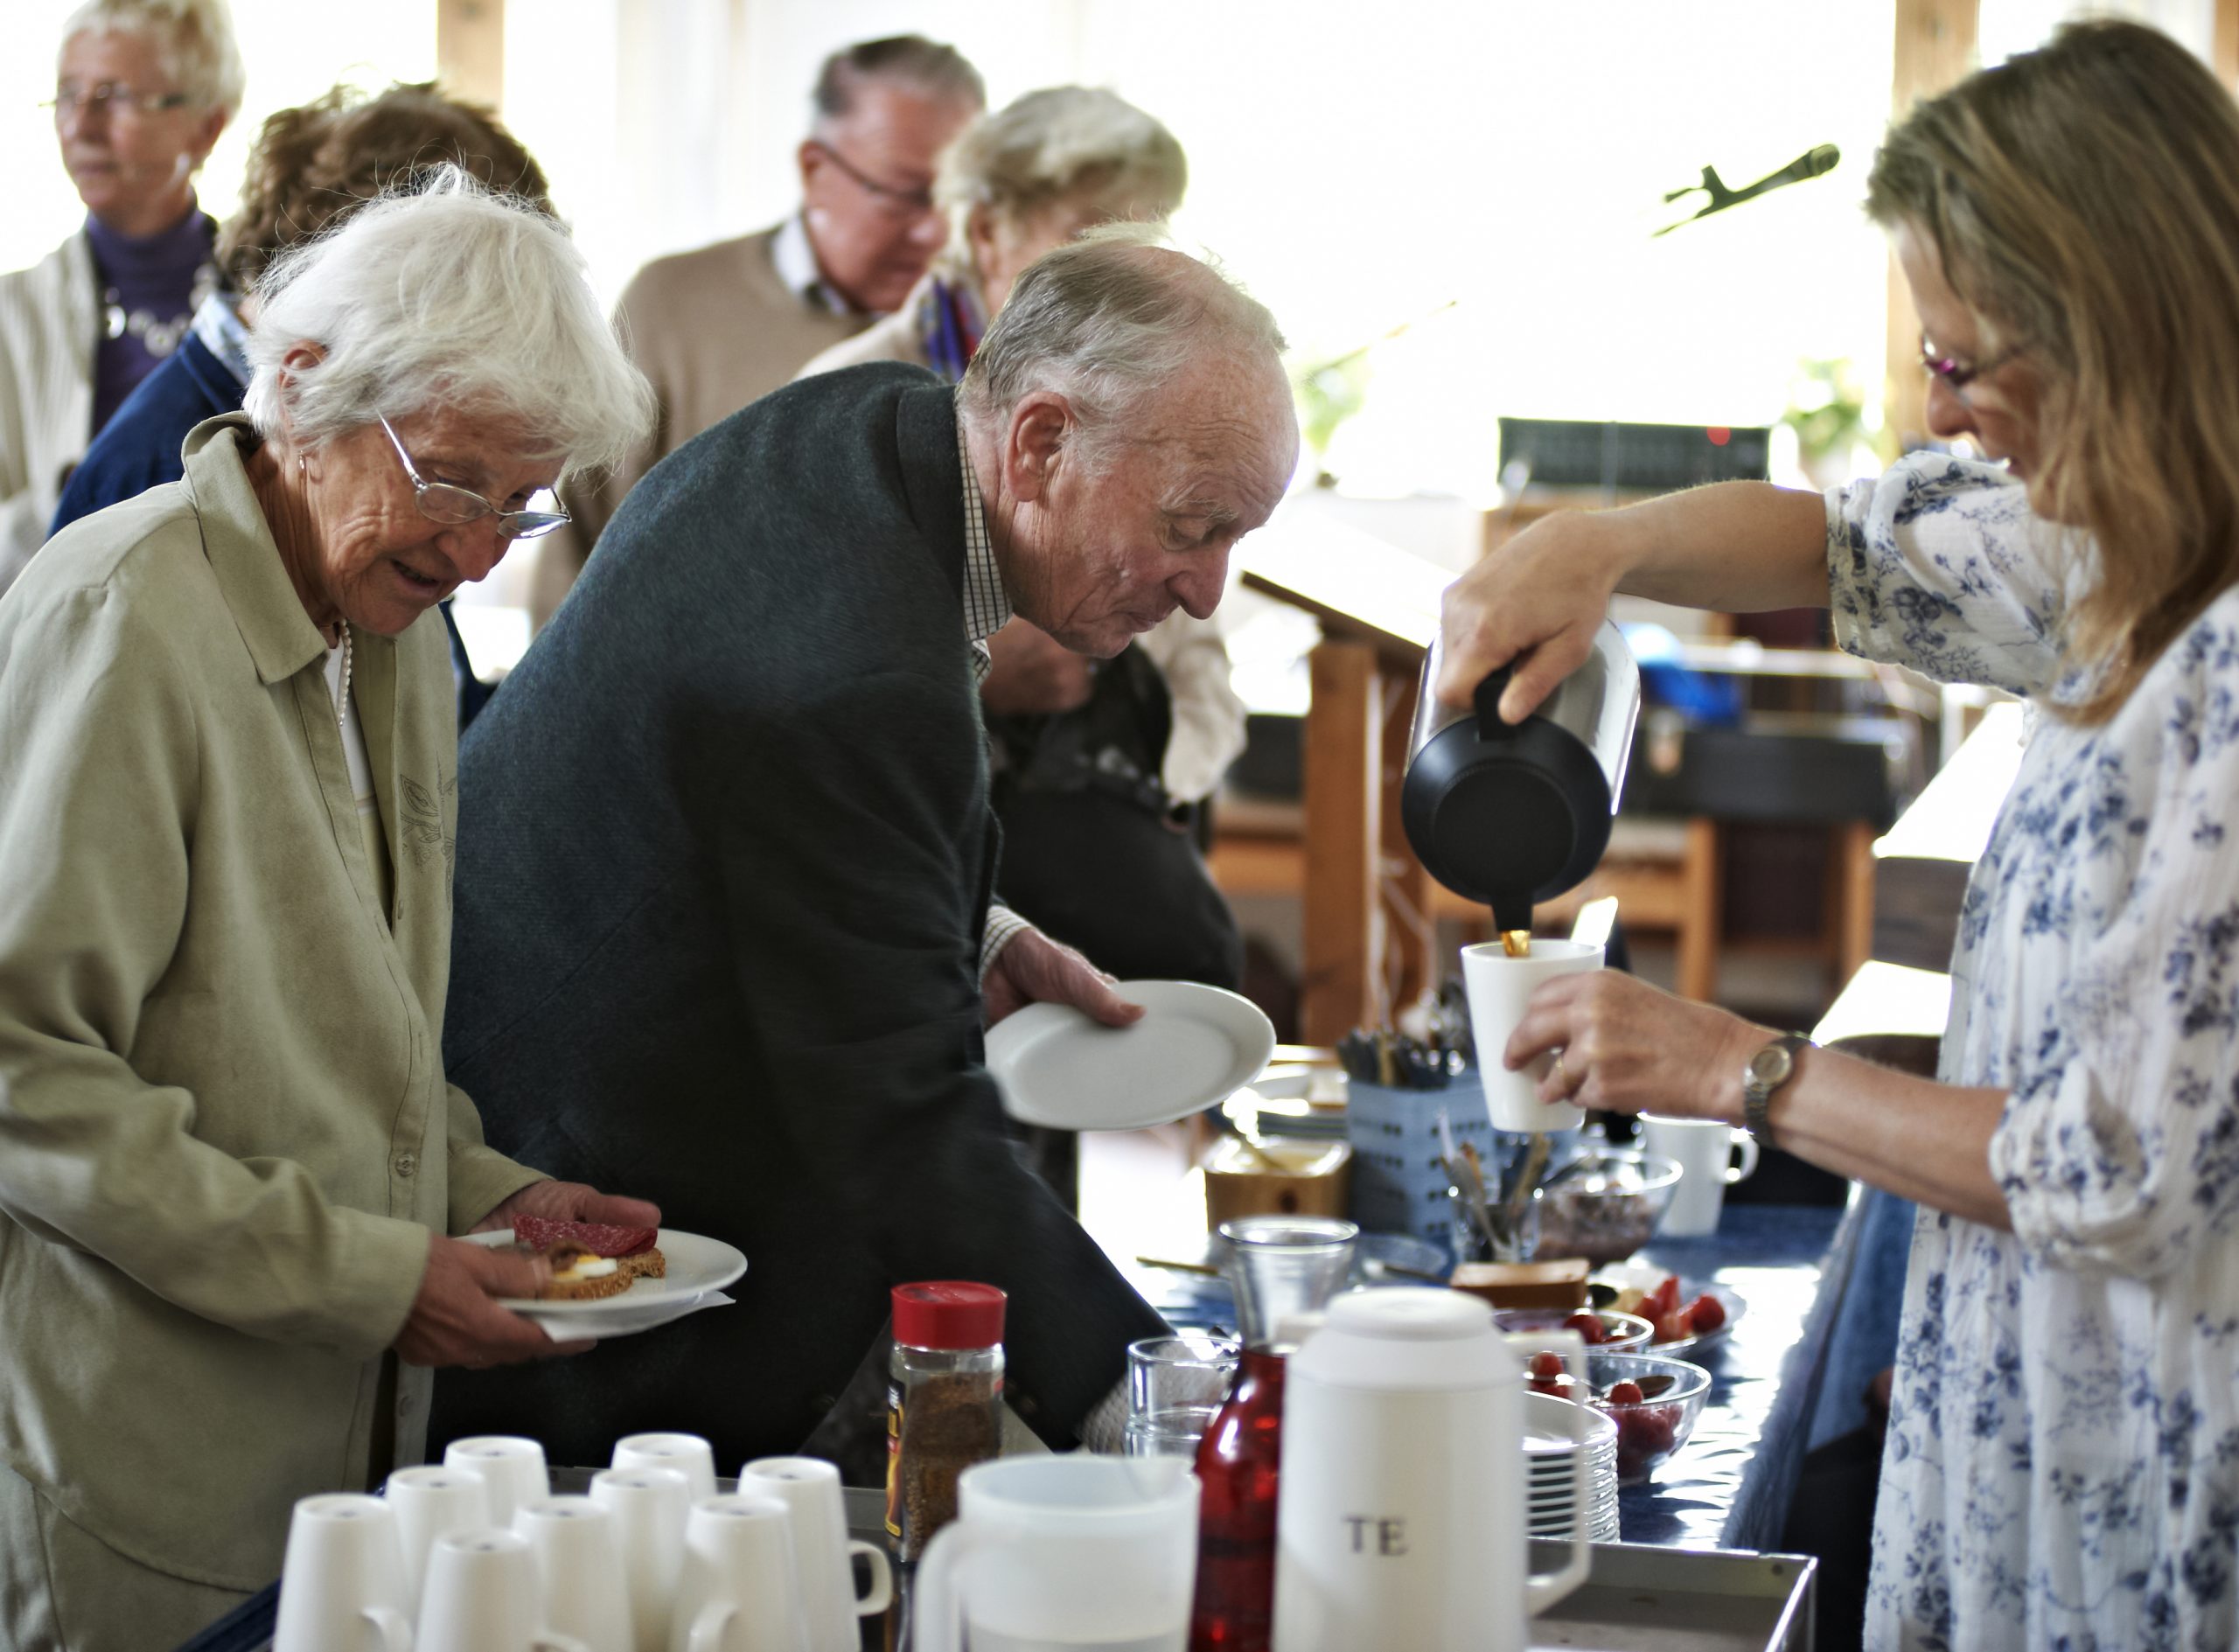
top-left (1742, 1034), bottom-right (1810, 1140)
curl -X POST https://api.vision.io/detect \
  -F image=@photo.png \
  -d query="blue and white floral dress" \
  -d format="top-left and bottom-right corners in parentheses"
top-left (1827, 453), bottom-right (2239, 1650)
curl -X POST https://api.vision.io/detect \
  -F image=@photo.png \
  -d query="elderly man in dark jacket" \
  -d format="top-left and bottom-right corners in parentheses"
top-left (432, 230), bottom-right (1298, 1469)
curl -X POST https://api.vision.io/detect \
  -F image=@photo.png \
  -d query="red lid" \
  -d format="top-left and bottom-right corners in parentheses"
top-left (891, 1281), bottom-right (1007, 1350)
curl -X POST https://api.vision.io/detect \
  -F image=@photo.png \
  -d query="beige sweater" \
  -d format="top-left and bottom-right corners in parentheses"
top-left (0, 232), bottom-right (96, 597)
top-left (530, 225), bottom-right (869, 628)
top-left (0, 415), bottom-right (542, 1590)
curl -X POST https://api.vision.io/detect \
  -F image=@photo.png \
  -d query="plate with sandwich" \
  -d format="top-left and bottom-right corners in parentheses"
top-left (468, 1217), bottom-right (747, 1340)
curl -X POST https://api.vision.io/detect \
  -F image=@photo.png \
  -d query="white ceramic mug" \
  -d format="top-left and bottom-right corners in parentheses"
top-left (385, 1463), bottom-right (493, 1617)
top-left (614, 1432), bottom-right (720, 1504)
top-left (737, 1458), bottom-right (892, 1652)
top-left (1640, 1113), bottom-right (1760, 1237)
top-left (515, 1495), bottom-right (633, 1652)
top-left (272, 1493), bottom-right (413, 1652)
top-left (913, 1455), bottom-right (1199, 1652)
top-left (590, 1467), bottom-right (692, 1652)
top-left (669, 1494), bottom-right (806, 1652)
top-left (417, 1528), bottom-right (591, 1652)
top-left (445, 1436), bottom-right (551, 1527)
top-left (1461, 939), bottom-right (1604, 1133)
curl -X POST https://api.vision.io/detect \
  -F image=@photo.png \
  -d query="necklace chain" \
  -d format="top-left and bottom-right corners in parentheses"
top-left (335, 625), bottom-right (352, 733)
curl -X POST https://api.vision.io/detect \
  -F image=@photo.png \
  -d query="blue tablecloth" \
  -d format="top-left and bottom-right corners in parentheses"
top-left (1126, 1199), bottom-right (1861, 1553)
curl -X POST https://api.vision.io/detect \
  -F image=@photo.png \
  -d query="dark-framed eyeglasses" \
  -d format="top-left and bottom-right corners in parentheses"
top-left (45, 81), bottom-right (194, 118)
top-left (378, 416), bottom-right (569, 540)
top-left (1921, 333), bottom-right (2026, 400)
top-left (806, 139), bottom-right (938, 219)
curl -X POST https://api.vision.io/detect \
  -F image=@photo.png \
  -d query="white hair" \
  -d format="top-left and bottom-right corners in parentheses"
top-left (242, 166), bottom-right (653, 482)
top-left (60, 0), bottom-right (246, 119)
top-left (934, 86), bottom-right (1187, 282)
top-left (958, 223), bottom-right (1286, 469)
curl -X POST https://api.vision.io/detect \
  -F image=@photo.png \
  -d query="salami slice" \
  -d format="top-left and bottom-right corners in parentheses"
top-left (512, 1214), bottom-right (659, 1257)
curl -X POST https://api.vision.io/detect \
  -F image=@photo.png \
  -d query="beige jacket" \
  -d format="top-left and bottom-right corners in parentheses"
top-left (529, 225), bottom-right (870, 629)
top-left (0, 232), bottom-right (96, 596)
top-left (0, 415), bottom-right (542, 1590)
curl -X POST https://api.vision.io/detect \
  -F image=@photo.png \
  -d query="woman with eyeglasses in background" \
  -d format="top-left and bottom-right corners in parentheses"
top-left (0, 170), bottom-right (659, 1650)
top-left (0, 0), bottom-right (242, 596)
top-left (1437, 21), bottom-right (2239, 1649)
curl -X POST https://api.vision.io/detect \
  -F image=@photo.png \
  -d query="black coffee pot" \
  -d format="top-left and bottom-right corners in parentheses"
top-left (1399, 621), bottom-right (1642, 927)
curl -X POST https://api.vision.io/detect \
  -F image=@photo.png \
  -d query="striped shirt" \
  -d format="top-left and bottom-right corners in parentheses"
top-left (958, 419), bottom-right (1030, 974)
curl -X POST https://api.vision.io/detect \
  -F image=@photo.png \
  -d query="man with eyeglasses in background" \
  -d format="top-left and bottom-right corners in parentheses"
top-left (529, 33), bottom-right (984, 629)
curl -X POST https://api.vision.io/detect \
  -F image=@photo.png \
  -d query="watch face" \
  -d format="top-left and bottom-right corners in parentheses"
top-left (1748, 1044), bottom-right (1795, 1087)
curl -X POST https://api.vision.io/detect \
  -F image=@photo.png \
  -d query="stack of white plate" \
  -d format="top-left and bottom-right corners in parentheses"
top-left (1521, 1391), bottom-right (1621, 1544)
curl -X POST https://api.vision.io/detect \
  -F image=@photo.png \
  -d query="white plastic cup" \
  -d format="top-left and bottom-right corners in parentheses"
top-left (670, 1495), bottom-right (806, 1652)
top-left (1461, 938), bottom-right (1604, 1133)
top-left (1640, 1113), bottom-right (1760, 1236)
top-left (272, 1493), bottom-right (413, 1652)
top-left (444, 1436), bottom-right (551, 1527)
top-left (913, 1455), bottom-right (1198, 1652)
top-left (737, 1457), bottom-right (891, 1652)
top-left (589, 1467), bottom-right (692, 1652)
top-left (514, 1495), bottom-right (633, 1652)
top-left (416, 1528), bottom-right (590, 1652)
top-left (384, 1463), bottom-right (493, 1617)
top-left (612, 1432), bottom-right (719, 1503)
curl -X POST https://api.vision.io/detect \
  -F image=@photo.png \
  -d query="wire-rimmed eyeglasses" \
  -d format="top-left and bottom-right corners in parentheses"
top-left (45, 81), bottom-right (194, 118)
top-left (806, 139), bottom-right (938, 219)
top-left (1921, 333), bottom-right (2026, 401)
top-left (378, 416), bottom-right (569, 540)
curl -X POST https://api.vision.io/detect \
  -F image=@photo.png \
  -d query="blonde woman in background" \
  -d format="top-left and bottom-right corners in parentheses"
top-left (0, 0), bottom-right (242, 594)
top-left (801, 91), bottom-right (1251, 1099)
top-left (1441, 22), bottom-right (2239, 1649)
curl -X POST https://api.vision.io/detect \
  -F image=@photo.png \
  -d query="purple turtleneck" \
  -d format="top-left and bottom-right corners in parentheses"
top-left (84, 204), bottom-right (215, 435)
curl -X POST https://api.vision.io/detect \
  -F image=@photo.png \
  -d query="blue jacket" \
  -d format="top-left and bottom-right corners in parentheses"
top-left (52, 337), bottom-right (492, 728)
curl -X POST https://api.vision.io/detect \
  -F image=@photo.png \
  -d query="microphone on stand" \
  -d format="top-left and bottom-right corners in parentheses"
top-left (1655, 143), bottom-right (1840, 236)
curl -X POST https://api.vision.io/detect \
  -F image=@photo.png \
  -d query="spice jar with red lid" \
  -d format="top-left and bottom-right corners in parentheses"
top-left (883, 1280), bottom-right (1006, 1560)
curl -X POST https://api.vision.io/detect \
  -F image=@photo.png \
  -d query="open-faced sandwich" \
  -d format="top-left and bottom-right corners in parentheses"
top-left (513, 1215), bottom-right (666, 1300)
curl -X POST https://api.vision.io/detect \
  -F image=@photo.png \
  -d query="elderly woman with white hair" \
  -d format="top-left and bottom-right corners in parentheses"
top-left (802, 91), bottom-right (1251, 1089)
top-left (0, 169), bottom-right (657, 1649)
top-left (1, 0), bottom-right (244, 595)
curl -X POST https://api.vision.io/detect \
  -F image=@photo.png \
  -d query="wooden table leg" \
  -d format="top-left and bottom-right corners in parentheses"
top-left (1675, 817), bottom-right (1722, 1002)
top-left (1301, 640), bottom-right (1379, 1043)
top-left (1832, 819), bottom-right (1878, 983)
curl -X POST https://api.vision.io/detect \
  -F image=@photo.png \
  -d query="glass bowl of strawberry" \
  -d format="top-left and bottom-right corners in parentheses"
top-left (1580, 1352), bottom-right (1711, 1484)
top-left (1493, 1306), bottom-right (1655, 1355)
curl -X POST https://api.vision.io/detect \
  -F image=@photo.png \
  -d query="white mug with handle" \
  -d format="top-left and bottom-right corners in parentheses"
top-left (737, 1457), bottom-right (891, 1652)
top-left (1640, 1112), bottom-right (1760, 1236)
top-left (272, 1494), bottom-right (414, 1652)
top-left (669, 1494), bottom-right (807, 1652)
top-left (417, 1528), bottom-right (592, 1652)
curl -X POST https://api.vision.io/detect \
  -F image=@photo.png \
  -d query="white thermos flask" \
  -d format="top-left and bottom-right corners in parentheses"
top-left (1271, 1289), bottom-right (1590, 1652)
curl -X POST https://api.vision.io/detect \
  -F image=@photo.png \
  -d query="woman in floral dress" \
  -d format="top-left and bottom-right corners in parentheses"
top-left (1438, 21), bottom-right (2239, 1650)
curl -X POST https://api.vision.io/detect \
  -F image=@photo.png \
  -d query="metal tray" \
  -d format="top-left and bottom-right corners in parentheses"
top-left (192, 1481), bottom-right (1815, 1652)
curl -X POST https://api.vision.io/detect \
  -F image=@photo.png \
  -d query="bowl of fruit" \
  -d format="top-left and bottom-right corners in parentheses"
top-left (1530, 1149), bottom-right (1684, 1265)
top-left (1524, 1349), bottom-right (1712, 1484)
top-left (1492, 1306), bottom-right (1654, 1355)
top-left (1594, 1268), bottom-right (1740, 1353)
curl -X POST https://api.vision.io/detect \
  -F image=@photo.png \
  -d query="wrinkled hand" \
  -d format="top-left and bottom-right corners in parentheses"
top-left (1437, 512), bottom-right (1631, 722)
top-left (1504, 968), bottom-right (1765, 1125)
top-left (983, 925), bottom-right (1147, 1029)
top-left (471, 1179), bottom-right (663, 1236)
top-left (393, 1234), bottom-right (588, 1368)
top-left (980, 617), bottom-right (1094, 716)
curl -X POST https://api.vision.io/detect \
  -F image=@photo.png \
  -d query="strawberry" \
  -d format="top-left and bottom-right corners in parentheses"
top-left (1685, 1293), bottom-right (1726, 1333)
top-left (1562, 1311), bottom-right (1606, 1345)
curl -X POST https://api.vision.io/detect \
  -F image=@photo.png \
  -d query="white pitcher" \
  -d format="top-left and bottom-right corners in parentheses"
top-left (1272, 1289), bottom-right (1590, 1652)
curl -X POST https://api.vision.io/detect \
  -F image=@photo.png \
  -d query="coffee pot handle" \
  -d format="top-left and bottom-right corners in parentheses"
top-left (1474, 665), bottom-right (1520, 740)
top-left (911, 1520), bottom-right (988, 1652)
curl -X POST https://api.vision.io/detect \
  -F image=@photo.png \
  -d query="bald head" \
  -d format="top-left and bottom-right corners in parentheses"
top-left (959, 226), bottom-right (1287, 470)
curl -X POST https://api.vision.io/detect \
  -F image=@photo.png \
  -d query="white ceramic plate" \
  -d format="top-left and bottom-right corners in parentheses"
top-left (466, 1227), bottom-right (747, 1314)
top-left (987, 979), bottom-right (1276, 1131)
